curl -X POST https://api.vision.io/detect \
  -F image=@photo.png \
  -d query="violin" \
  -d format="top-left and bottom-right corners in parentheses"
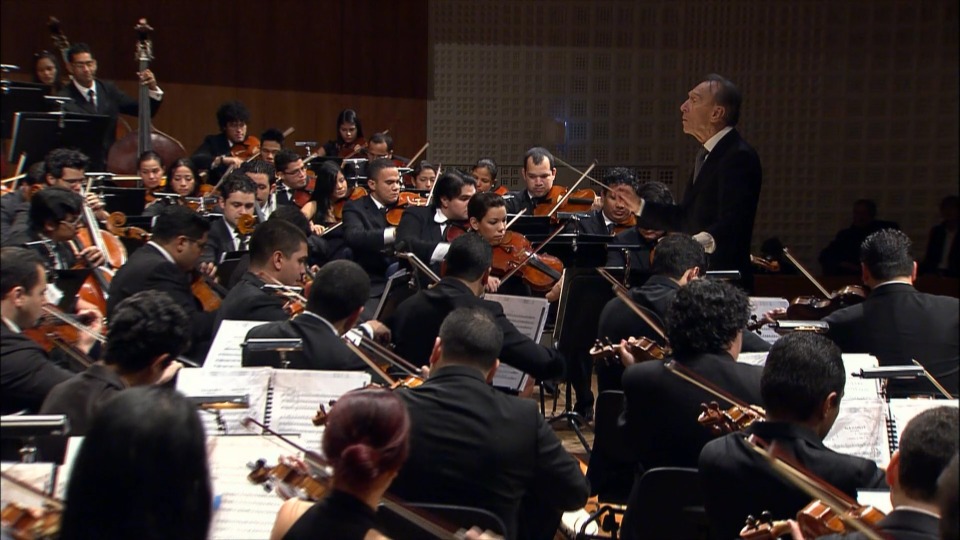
top-left (341, 334), bottom-right (425, 390)
top-left (191, 271), bottom-right (224, 312)
top-left (493, 185), bottom-right (509, 196)
top-left (248, 456), bottom-right (329, 501)
top-left (338, 136), bottom-right (367, 158)
top-left (22, 305), bottom-right (102, 370)
top-left (491, 230), bottom-right (564, 293)
top-left (332, 186), bottom-right (368, 221)
top-left (385, 192), bottom-right (430, 226)
top-left (590, 336), bottom-right (671, 365)
top-left (663, 360), bottom-right (767, 436)
top-left (532, 185), bottom-right (597, 216)
top-left (781, 247), bottom-right (867, 319)
top-left (1, 470), bottom-right (64, 540)
top-left (611, 214), bottom-right (637, 235)
top-left (261, 282), bottom-right (306, 317)
top-left (444, 220), bottom-right (470, 243)
top-left (230, 135), bottom-right (261, 161)
top-left (235, 214), bottom-right (258, 236)
top-left (750, 254), bottom-right (781, 273)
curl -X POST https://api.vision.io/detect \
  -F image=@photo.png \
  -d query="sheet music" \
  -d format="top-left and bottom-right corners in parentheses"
top-left (268, 370), bottom-right (371, 451)
top-left (841, 354), bottom-right (882, 401)
top-left (204, 320), bottom-right (271, 369)
top-left (1, 462), bottom-right (57, 508)
top-left (888, 398), bottom-right (959, 445)
top-left (823, 397), bottom-right (891, 467)
top-left (54, 436), bottom-right (85, 500)
top-left (737, 352), bottom-right (768, 367)
top-left (748, 297), bottom-right (790, 344)
top-left (485, 294), bottom-right (550, 390)
top-left (857, 490), bottom-right (893, 514)
top-left (206, 435), bottom-right (293, 540)
top-left (177, 368), bottom-right (272, 435)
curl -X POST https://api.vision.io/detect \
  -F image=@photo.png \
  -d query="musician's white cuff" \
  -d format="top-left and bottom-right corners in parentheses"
top-left (383, 227), bottom-right (397, 244)
top-left (149, 87), bottom-right (163, 100)
top-left (693, 231), bottom-right (716, 254)
top-left (430, 243), bottom-right (450, 263)
top-left (634, 198), bottom-right (646, 217)
top-left (345, 327), bottom-right (365, 344)
top-left (357, 324), bottom-right (375, 340)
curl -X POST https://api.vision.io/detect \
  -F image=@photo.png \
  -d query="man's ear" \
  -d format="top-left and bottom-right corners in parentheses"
top-left (886, 450), bottom-right (900, 490)
top-left (861, 262), bottom-right (871, 284)
top-left (484, 359), bottom-right (500, 384)
top-left (481, 268), bottom-right (491, 287)
top-left (429, 337), bottom-right (442, 366)
top-left (822, 391), bottom-right (840, 419)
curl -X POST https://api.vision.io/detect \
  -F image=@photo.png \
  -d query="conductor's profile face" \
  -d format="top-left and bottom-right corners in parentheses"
top-left (680, 81), bottom-right (721, 143)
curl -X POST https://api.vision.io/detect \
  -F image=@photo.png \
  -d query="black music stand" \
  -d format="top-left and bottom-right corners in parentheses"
top-left (97, 186), bottom-right (147, 216)
top-left (8, 111), bottom-right (109, 169)
top-left (1, 81), bottom-right (48, 139)
top-left (507, 215), bottom-right (553, 237)
top-left (538, 233), bottom-right (609, 269)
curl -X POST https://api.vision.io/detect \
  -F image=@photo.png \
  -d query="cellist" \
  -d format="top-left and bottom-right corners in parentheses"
top-left (5, 187), bottom-right (105, 271)
top-left (37, 148), bottom-right (109, 223)
top-left (191, 100), bottom-right (253, 185)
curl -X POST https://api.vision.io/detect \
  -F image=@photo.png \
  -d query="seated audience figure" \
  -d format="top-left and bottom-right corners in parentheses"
top-left (389, 307), bottom-right (589, 540)
top-left (58, 387), bottom-right (212, 540)
top-left (819, 199), bottom-right (899, 276)
top-left (920, 195), bottom-right (959, 278)
top-left (269, 387), bottom-right (410, 540)
top-left (699, 332), bottom-right (888, 540)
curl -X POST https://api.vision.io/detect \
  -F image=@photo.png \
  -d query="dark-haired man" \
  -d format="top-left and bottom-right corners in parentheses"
top-left (273, 149), bottom-right (309, 207)
top-left (240, 159), bottom-right (278, 220)
top-left (60, 43), bottom-right (162, 170)
top-left (1, 162), bottom-right (45, 246)
top-left (390, 233), bottom-right (565, 382)
top-left (4, 187), bottom-right (104, 270)
top-left (698, 333), bottom-right (887, 540)
top-left (577, 167), bottom-right (639, 236)
top-left (823, 229), bottom-right (959, 396)
top-left (627, 74), bottom-right (762, 286)
top-left (259, 128), bottom-right (285, 165)
top-left (504, 147), bottom-right (557, 215)
top-left (242, 260), bottom-right (371, 372)
top-left (39, 290), bottom-right (189, 462)
top-left (365, 132), bottom-right (393, 161)
top-left (619, 279), bottom-right (762, 470)
top-left (217, 219), bottom-right (307, 325)
top-left (396, 170), bottom-right (476, 275)
top-left (201, 172), bottom-right (257, 265)
top-left (191, 100), bottom-right (251, 184)
top-left (108, 205), bottom-right (217, 363)
top-left (606, 180), bottom-right (674, 270)
top-left (390, 307), bottom-right (589, 540)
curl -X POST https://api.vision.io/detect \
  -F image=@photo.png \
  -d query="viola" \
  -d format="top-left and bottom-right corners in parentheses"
top-left (698, 401), bottom-right (765, 437)
top-left (590, 336), bottom-right (671, 365)
top-left (191, 271), bottom-right (224, 312)
top-left (332, 186), bottom-right (368, 221)
top-left (385, 192), bottom-right (430, 226)
top-left (781, 247), bottom-right (867, 319)
top-left (230, 135), bottom-right (261, 161)
top-left (491, 230), bottom-right (564, 293)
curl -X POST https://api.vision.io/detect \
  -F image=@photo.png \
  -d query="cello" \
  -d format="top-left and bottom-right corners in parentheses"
top-left (105, 18), bottom-right (187, 174)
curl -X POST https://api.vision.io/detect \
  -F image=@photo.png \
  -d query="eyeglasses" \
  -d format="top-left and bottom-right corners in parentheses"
top-left (61, 177), bottom-right (85, 185)
top-left (283, 167), bottom-right (306, 176)
top-left (60, 216), bottom-right (83, 228)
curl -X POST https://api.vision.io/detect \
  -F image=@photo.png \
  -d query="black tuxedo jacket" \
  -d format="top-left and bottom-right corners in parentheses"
top-left (389, 365), bottom-right (589, 540)
top-left (640, 129), bottom-right (761, 275)
top-left (605, 228), bottom-right (656, 270)
top-left (819, 509), bottom-right (940, 540)
top-left (577, 209), bottom-right (614, 235)
top-left (107, 243), bottom-right (217, 362)
top-left (342, 195), bottom-right (396, 293)
top-left (60, 80), bottom-right (161, 169)
top-left (201, 218), bottom-right (238, 265)
top-left (396, 205), bottom-right (446, 266)
top-left (0, 325), bottom-right (74, 415)
top-left (216, 272), bottom-right (289, 329)
top-left (242, 312), bottom-right (368, 372)
top-left (824, 282), bottom-right (959, 395)
top-left (503, 190), bottom-right (539, 215)
top-left (921, 222), bottom-right (959, 277)
top-left (1, 191), bottom-right (28, 247)
top-left (700, 422), bottom-right (887, 540)
top-left (389, 278), bottom-right (565, 381)
top-left (4, 227), bottom-right (78, 271)
top-left (191, 133), bottom-right (234, 184)
top-left (619, 351), bottom-right (762, 470)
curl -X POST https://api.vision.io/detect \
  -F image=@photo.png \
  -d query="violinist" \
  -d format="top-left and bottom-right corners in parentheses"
top-left (575, 167), bottom-right (635, 236)
top-left (137, 150), bottom-right (164, 209)
top-left (5, 187), bottom-right (105, 271)
top-left (699, 333), bottom-right (887, 540)
top-left (397, 170), bottom-right (476, 275)
top-left (0, 248), bottom-right (94, 417)
top-left (388, 307), bottom-right (588, 540)
top-left (241, 158), bottom-right (278, 220)
top-left (365, 132), bottom-right (393, 161)
top-left (471, 157), bottom-right (499, 194)
top-left (217, 219), bottom-right (307, 325)
top-left (466, 191), bottom-right (528, 296)
top-left (274, 149), bottom-right (310, 207)
top-left (0, 162), bottom-right (44, 246)
top-left (620, 279), bottom-right (762, 471)
top-left (411, 160), bottom-right (438, 190)
top-left (58, 387), bottom-right (212, 540)
top-left (318, 108), bottom-right (365, 158)
top-left (605, 180), bottom-right (673, 269)
top-left (108, 205), bottom-right (219, 363)
top-left (270, 387), bottom-right (411, 540)
top-left (243, 260), bottom-right (384, 372)
top-left (191, 100), bottom-right (252, 184)
top-left (60, 42), bottom-right (163, 170)
top-left (503, 146), bottom-right (557, 215)
top-left (200, 173), bottom-right (257, 266)
top-left (302, 161), bottom-right (348, 226)
top-left (390, 234), bottom-right (565, 382)
top-left (342, 158), bottom-right (401, 308)
top-left (259, 127), bottom-right (286, 165)
top-left (39, 290), bottom-right (189, 462)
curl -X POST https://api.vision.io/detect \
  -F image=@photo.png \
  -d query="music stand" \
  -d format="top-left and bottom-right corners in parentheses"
top-left (507, 215), bottom-right (553, 237)
top-left (0, 414), bottom-right (70, 463)
top-left (96, 186), bottom-right (147, 216)
top-left (217, 251), bottom-right (245, 285)
top-left (241, 338), bottom-right (303, 369)
top-left (373, 269), bottom-right (415, 322)
top-left (540, 233), bottom-right (609, 269)
top-left (8, 111), bottom-right (109, 169)
top-left (1, 81), bottom-right (48, 139)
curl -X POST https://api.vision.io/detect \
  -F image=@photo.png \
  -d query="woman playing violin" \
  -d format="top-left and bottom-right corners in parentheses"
top-left (145, 157), bottom-right (204, 216)
top-left (410, 160), bottom-right (438, 191)
top-left (318, 108), bottom-right (365, 158)
top-left (270, 387), bottom-right (410, 540)
top-left (137, 150), bottom-right (164, 209)
top-left (471, 157), bottom-right (500, 194)
top-left (466, 191), bottom-right (528, 296)
top-left (302, 161), bottom-right (349, 226)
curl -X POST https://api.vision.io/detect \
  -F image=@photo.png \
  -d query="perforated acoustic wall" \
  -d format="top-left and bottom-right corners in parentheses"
top-left (426, 1), bottom-right (958, 267)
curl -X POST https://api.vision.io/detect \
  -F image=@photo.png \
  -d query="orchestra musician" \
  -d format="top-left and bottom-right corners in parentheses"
top-left (1, 162), bottom-right (44, 246)
top-left (389, 233), bottom-right (565, 381)
top-left (200, 172), bottom-right (257, 266)
top-left (396, 169), bottom-right (476, 275)
top-left (137, 150), bottom-right (164, 210)
top-left (36, 148), bottom-right (109, 223)
top-left (240, 159), bottom-right (278, 220)
top-left (302, 160), bottom-right (348, 226)
top-left (342, 158), bottom-right (402, 309)
top-left (58, 387), bottom-right (213, 540)
top-left (191, 100), bottom-right (252, 184)
top-left (698, 333), bottom-right (887, 540)
top-left (32, 50), bottom-right (64, 94)
top-left (0, 247), bottom-right (99, 416)
top-left (242, 260), bottom-right (384, 373)
top-left (107, 205), bottom-right (218, 363)
top-left (410, 161), bottom-right (438, 191)
top-left (466, 191), bottom-right (530, 296)
top-left (605, 180), bottom-right (673, 269)
top-left (471, 157), bottom-right (499, 194)
top-left (273, 149), bottom-right (310, 207)
top-left (319, 109), bottom-right (364, 158)
top-left (39, 290), bottom-right (188, 462)
top-left (819, 199), bottom-right (900, 277)
top-left (216, 219), bottom-right (307, 325)
top-left (574, 167), bottom-right (637, 236)
top-left (259, 128), bottom-right (286, 165)
top-left (365, 132), bottom-right (393, 161)
top-left (5, 187), bottom-right (105, 271)
top-left (626, 74), bottom-right (762, 289)
top-left (504, 147), bottom-right (557, 215)
top-left (270, 387), bottom-right (411, 540)
top-left (144, 157), bottom-right (205, 216)
top-left (619, 279), bottom-right (762, 471)
top-left (388, 307), bottom-right (589, 540)
top-left (60, 42), bottom-right (163, 170)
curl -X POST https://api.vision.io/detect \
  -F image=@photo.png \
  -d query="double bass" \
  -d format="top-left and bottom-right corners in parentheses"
top-left (104, 18), bottom-right (187, 174)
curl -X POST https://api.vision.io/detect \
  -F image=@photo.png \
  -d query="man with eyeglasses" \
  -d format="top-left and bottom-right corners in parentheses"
top-left (191, 100), bottom-right (252, 185)
top-left (108, 205), bottom-right (219, 363)
top-left (272, 149), bottom-right (309, 207)
top-left (59, 43), bottom-right (163, 171)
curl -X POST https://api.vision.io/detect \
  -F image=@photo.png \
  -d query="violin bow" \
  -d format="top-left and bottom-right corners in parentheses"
top-left (341, 337), bottom-right (398, 386)
top-left (404, 141), bottom-right (430, 170)
top-left (664, 360), bottom-right (763, 414)
top-left (425, 162), bottom-right (441, 206)
top-left (781, 247), bottom-right (833, 299)
top-left (498, 224), bottom-right (566, 283)
top-left (553, 155), bottom-right (613, 194)
top-left (595, 267), bottom-right (670, 343)
top-left (0, 470), bottom-right (64, 509)
top-left (546, 160), bottom-right (597, 217)
top-left (504, 208), bottom-right (527, 230)
top-left (912, 359), bottom-right (955, 399)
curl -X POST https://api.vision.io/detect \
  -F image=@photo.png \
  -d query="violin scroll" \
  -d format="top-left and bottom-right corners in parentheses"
top-left (739, 511), bottom-right (791, 539)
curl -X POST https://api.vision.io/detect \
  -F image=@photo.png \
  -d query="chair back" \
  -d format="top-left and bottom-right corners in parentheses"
top-left (620, 467), bottom-right (709, 540)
